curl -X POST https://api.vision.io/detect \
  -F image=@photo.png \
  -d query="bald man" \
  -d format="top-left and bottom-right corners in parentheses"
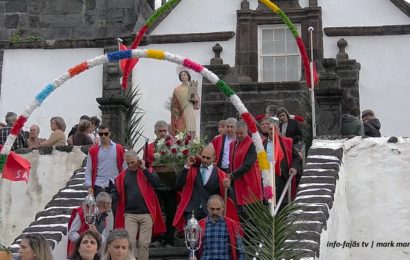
top-left (173, 146), bottom-right (238, 231)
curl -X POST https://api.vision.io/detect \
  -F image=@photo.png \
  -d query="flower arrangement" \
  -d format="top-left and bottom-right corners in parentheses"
top-left (153, 131), bottom-right (207, 174)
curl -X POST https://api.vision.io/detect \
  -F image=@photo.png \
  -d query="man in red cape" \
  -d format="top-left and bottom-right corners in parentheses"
top-left (263, 119), bottom-right (299, 210)
top-left (173, 146), bottom-right (238, 232)
top-left (228, 121), bottom-right (263, 218)
top-left (66, 192), bottom-right (112, 256)
top-left (146, 120), bottom-right (172, 163)
top-left (211, 117), bottom-right (237, 173)
top-left (111, 150), bottom-right (165, 260)
top-left (189, 195), bottom-right (245, 260)
top-left (85, 124), bottom-right (126, 196)
top-left (144, 120), bottom-right (177, 248)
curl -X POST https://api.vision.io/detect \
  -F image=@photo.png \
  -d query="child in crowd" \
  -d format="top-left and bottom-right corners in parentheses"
top-left (218, 120), bottom-right (227, 136)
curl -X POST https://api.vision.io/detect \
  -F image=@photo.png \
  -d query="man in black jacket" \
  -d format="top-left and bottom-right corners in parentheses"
top-left (362, 111), bottom-right (381, 137)
top-left (173, 146), bottom-right (235, 229)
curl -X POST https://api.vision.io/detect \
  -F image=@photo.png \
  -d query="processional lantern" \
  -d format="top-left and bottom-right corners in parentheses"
top-left (83, 194), bottom-right (97, 226)
top-left (183, 211), bottom-right (202, 255)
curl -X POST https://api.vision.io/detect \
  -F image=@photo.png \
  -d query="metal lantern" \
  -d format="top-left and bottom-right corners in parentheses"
top-left (83, 194), bottom-right (97, 226)
top-left (183, 211), bottom-right (202, 254)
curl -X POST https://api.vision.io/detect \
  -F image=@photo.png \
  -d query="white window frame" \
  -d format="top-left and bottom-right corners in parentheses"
top-left (258, 24), bottom-right (302, 82)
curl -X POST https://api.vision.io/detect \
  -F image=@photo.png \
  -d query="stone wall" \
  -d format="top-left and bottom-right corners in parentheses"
top-left (0, 146), bottom-right (86, 245)
top-left (0, 0), bottom-right (153, 41)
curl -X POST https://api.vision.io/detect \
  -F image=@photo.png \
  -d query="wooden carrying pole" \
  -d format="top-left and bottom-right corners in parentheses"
top-left (224, 186), bottom-right (228, 217)
top-left (270, 124), bottom-right (276, 215)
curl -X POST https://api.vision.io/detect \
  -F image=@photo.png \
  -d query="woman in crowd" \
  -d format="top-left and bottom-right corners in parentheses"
top-left (73, 119), bottom-right (93, 146)
top-left (101, 230), bottom-right (135, 260)
top-left (89, 116), bottom-right (100, 144)
top-left (40, 117), bottom-right (66, 147)
top-left (67, 231), bottom-right (100, 260)
top-left (18, 233), bottom-right (53, 260)
top-left (362, 109), bottom-right (381, 137)
top-left (276, 107), bottom-right (302, 145)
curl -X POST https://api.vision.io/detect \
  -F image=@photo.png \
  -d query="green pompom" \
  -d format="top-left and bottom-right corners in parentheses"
top-left (216, 80), bottom-right (235, 97)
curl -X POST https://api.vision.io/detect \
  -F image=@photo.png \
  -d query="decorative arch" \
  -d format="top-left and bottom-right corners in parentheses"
top-left (0, 0), bottom-right (311, 201)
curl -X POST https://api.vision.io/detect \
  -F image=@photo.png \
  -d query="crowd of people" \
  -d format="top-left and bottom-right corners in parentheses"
top-left (341, 107), bottom-right (382, 137)
top-left (0, 113), bottom-right (101, 151)
top-left (12, 104), bottom-right (382, 260)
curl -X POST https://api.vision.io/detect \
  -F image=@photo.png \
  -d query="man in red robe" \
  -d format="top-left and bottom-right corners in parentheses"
top-left (228, 121), bottom-right (263, 219)
top-left (263, 119), bottom-right (299, 211)
top-left (84, 124), bottom-right (126, 197)
top-left (111, 150), bottom-right (165, 260)
top-left (189, 195), bottom-right (245, 260)
top-left (145, 120), bottom-right (177, 248)
top-left (173, 146), bottom-right (238, 232)
top-left (66, 192), bottom-right (111, 256)
top-left (146, 120), bottom-right (171, 163)
top-left (211, 118), bottom-right (237, 173)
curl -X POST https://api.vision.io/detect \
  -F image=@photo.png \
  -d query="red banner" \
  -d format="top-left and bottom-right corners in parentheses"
top-left (1, 146), bottom-right (31, 183)
top-left (119, 43), bottom-right (139, 75)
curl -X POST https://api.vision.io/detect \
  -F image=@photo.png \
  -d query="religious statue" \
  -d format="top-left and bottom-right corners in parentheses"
top-left (171, 69), bottom-right (200, 138)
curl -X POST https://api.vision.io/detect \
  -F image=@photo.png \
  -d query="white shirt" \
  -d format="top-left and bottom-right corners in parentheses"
top-left (221, 134), bottom-right (236, 169)
top-left (266, 137), bottom-right (273, 163)
top-left (200, 164), bottom-right (214, 185)
top-left (184, 164), bottom-right (214, 185)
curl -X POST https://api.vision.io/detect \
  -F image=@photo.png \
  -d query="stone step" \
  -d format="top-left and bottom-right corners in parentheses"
top-left (22, 225), bottom-right (68, 235)
top-left (30, 217), bottom-right (71, 226)
top-left (46, 197), bottom-right (86, 208)
top-left (35, 208), bottom-right (76, 219)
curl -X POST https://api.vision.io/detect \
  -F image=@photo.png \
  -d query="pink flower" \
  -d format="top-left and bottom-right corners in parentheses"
top-left (171, 148), bottom-right (177, 154)
top-left (182, 150), bottom-right (189, 155)
top-left (165, 142), bottom-right (171, 147)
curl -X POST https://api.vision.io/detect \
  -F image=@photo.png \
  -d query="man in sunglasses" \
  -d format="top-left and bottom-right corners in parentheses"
top-left (84, 124), bottom-right (127, 200)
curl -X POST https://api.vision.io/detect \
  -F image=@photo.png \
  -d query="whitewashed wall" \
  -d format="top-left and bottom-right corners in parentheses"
top-left (320, 0), bottom-right (410, 136)
top-left (0, 48), bottom-right (104, 139)
top-left (0, 148), bottom-right (86, 245)
top-left (344, 137), bottom-right (410, 260)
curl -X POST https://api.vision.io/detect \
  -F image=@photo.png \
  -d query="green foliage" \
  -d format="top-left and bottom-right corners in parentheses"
top-left (10, 35), bottom-right (22, 43)
top-left (0, 240), bottom-right (11, 254)
top-left (301, 87), bottom-right (320, 152)
top-left (124, 83), bottom-right (145, 149)
top-left (241, 198), bottom-right (307, 260)
top-left (26, 36), bottom-right (43, 41)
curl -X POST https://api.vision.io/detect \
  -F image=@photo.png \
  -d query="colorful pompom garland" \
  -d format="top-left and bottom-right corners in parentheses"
top-left (1, 1), bottom-right (312, 202)
top-left (0, 49), bottom-right (273, 199)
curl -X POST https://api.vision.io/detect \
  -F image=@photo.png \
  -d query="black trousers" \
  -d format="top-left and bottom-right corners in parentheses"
top-left (152, 189), bottom-right (177, 245)
top-left (94, 181), bottom-right (116, 221)
top-left (184, 207), bottom-right (207, 225)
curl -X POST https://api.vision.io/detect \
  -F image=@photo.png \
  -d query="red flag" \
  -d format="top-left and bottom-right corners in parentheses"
top-left (312, 62), bottom-right (319, 87)
top-left (119, 43), bottom-right (139, 73)
top-left (273, 129), bottom-right (284, 175)
top-left (1, 145), bottom-right (31, 183)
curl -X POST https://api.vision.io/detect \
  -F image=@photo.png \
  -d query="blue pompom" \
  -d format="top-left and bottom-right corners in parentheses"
top-left (35, 84), bottom-right (55, 106)
top-left (107, 50), bottom-right (132, 62)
